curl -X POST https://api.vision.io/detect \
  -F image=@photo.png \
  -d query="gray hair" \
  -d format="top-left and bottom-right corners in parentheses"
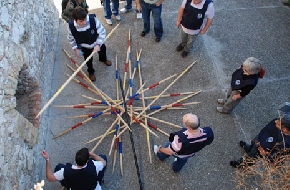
top-left (242, 57), bottom-right (261, 75)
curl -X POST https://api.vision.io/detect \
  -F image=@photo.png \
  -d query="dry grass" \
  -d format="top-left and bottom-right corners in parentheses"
top-left (234, 149), bottom-right (290, 190)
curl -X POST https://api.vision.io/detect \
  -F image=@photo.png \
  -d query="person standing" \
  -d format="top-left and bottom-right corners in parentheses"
top-left (103, 0), bottom-right (121, 25)
top-left (41, 148), bottom-right (107, 190)
top-left (154, 113), bottom-right (214, 172)
top-left (136, 0), bottom-right (164, 42)
top-left (62, 0), bottom-right (89, 23)
top-left (68, 7), bottom-right (112, 82)
top-left (216, 57), bottom-right (262, 114)
top-left (176, 0), bottom-right (214, 57)
top-left (120, 0), bottom-right (133, 13)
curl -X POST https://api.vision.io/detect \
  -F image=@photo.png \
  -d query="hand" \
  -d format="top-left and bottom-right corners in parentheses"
top-left (258, 146), bottom-right (269, 156)
top-left (176, 21), bottom-right (181, 28)
top-left (94, 45), bottom-right (100, 52)
top-left (155, 1), bottom-right (161, 6)
top-left (199, 28), bottom-right (206, 35)
top-left (136, 4), bottom-right (141, 12)
top-left (74, 49), bottom-right (83, 58)
top-left (41, 150), bottom-right (49, 160)
top-left (232, 94), bottom-right (241, 101)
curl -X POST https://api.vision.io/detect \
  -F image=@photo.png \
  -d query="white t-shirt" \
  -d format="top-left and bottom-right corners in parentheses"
top-left (54, 160), bottom-right (104, 190)
top-left (181, 0), bottom-right (215, 35)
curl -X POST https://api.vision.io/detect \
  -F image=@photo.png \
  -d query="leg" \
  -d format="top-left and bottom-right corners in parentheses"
top-left (152, 4), bottom-right (163, 38)
top-left (98, 44), bottom-right (107, 62)
top-left (112, 0), bottom-right (120, 16)
top-left (81, 47), bottom-right (95, 74)
top-left (172, 157), bottom-right (189, 173)
top-left (96, 154), bottom-right (107, 185)
top-left (179, 29), bottom-right (188, 47)
top-left (140, 3), bottom-right (151, 34)
top-left (222, 90), bottom-right (243, 113)
top-left (156, 142), bottom-right (171, 161)
top-left (183, 33), bottom-right (198, 52)
top-left (125, 0), bottom-right (132, 9)
top-left (103, 0), bottom-right (112, 19)
top-left (54, 164), bottom-right (70, 188)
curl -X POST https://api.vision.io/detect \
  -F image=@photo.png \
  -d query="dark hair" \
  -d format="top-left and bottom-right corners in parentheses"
top-left (281, 117), bottom-right (290, 130)
top-left (72, 6), bottom-right (88, 21)
top-left (75, 148), bottom-right (89, 166)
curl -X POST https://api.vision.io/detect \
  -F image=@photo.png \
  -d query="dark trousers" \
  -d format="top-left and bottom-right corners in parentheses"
top-left (81, 44), bottom-right (107, 74)
top-left (236, 138), bottom-right (261, 166)
top-left (54, 154), bottom-right (107, 188)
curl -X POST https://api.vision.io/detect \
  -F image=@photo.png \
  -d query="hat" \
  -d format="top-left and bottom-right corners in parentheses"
top-left (242, 57), bottom-right (261, 75)
top-left (278, 102), bottom-right (290, 129)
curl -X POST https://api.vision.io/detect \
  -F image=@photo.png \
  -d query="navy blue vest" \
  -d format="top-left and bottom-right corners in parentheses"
top-left (69, 14), bottom-right (99, 45)
top-left (180, 0), bottom-right (212, 30)
top-left (231, 68), bottom-right (259, 90)
top-left (170, 127), bottom-right (214, 156)
top-left (63, 158), bottom-right (98, 190)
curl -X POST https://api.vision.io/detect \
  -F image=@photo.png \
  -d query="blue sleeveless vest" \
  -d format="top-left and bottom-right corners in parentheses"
top-left (170, 127), bottom-right (214, 156)
top-left (63, 158), bottom-right (98, 190)
top-left (180, 0), bottom-right (212, 30)
top-left (69, 14), bottom-right (99, 45)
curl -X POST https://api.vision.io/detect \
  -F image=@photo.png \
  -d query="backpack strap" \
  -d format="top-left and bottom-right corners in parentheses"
top-left (68, 20), bottom-right (77, 38)
top-left (88, 14), bottom-right (97, 32)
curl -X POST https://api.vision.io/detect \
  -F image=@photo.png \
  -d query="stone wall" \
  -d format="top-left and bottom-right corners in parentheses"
top-left (0, 0), bottom-right (59, 189)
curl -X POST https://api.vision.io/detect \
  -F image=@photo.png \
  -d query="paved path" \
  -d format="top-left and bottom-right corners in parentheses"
top-left (43, 0), bottom-right (290, 189)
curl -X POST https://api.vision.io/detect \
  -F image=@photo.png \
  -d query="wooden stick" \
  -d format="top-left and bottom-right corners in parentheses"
top-left (141, 115), bottom-right (182, 129)
top-left (36, 51), bottom-right (96, 118)
top-left (36, 23), bottom-right (120, 118)
top-left (148, 90), bottom-right (202, 116)
top-left (136, 61), bottom-right (197, 119)
top-left (119, 136), bottom-right (123, 176)
top-left (91, 115), bottom-right (121, 152)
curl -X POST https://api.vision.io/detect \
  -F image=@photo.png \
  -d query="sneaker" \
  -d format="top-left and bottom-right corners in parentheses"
top-left (154, 145), bottom-right (159, 154)
top-left (230, 161), bottom-right (239, 168)
top-left (217, 99), bottom-right (226, 105)
top-left (115, 15), bottom-right (121, 21)
top-left (140, 31), bottom-right (146, 37)
top-left (216, 107), bottom-right (224, 113)
top-left (181, 51), bottom-right (189, 57)
top-left (89, 74), bottom-right (96, 82)
top-left (155, 37), bottom-right (161, 42)
top-left (239, 141), bottom-right (246, 148)
top-left (176, 44), bottom-right (184, 52)
top-left (120, 7), bottom-right (132, 13)
top-left (103, 60), bottom-right (112, 66)
top-left (106, 19), bottom-right (112, 25)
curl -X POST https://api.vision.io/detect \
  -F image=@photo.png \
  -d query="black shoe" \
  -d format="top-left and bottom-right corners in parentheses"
top-left (155, 37), bottom-right (161, 42)
top-left (239, 141), bottom-right (246, 148)
top-left (140, 31), bottom-right (146, 37)
top-left (181, 51), bottom-right (189, 57)
top-left (176, 44), bottom-right (184, 52)
top-left (230, 161), bottom-right (239, 168)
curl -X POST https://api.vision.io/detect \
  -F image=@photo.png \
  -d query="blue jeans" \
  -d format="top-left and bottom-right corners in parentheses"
top-left (157, 142), bottom-right (190, 173)
top-left (124, 0), bottom-right (132, 9)
top-left (103, 0), bottom-right (119, 19)
top-left (140, 1), bottom-right (163, 38)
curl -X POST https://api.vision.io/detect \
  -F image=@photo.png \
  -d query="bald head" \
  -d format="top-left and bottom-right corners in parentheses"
top-left (183, 113), bottom-right (200, 130)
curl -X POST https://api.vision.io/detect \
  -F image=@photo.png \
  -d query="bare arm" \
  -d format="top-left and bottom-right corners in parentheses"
top-left (176, 7), bottom-right (184, 28)
top-left (89, 152), bottom-right (107, 167)
top-left (200, 18), bottom-right (213, 35)
top-left (41, 150), bottom-right (58, 182)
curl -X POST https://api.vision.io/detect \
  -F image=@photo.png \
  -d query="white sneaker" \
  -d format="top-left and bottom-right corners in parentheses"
top-left (217, 99), bottom-right (225, 104)
top-left (120, 7), bottom-right (132, 13)
top-left (154, 145), bottom-right (159, 154)
top-left (115, 15), bottom-right (121, 21)
top-left (106, 19), bottom-right (112, 25)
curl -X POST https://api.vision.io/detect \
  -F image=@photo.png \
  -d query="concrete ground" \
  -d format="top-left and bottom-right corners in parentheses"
top-left (42, 0), bottom-right (290, 189)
